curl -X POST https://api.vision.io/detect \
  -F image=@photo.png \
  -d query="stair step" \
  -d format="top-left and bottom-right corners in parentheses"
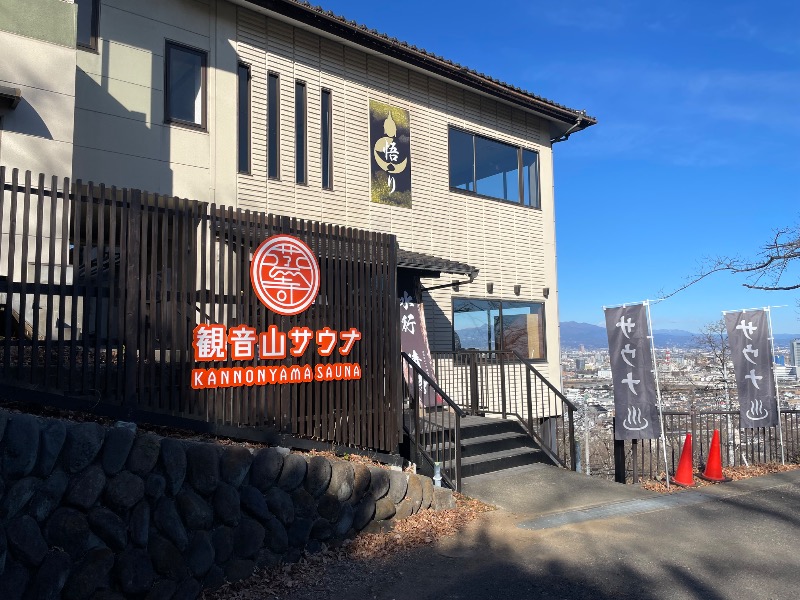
top-left (459, 416), bottom-right (523, 440)
top-left (460, 447), bottom-right (546, 478)
top-left (461, 431), bottom-right (536, 457)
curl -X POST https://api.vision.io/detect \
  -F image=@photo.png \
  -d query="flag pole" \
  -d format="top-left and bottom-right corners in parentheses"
top-left (765, 307), bottom-right (786, 465)
top-left (645, 300), bottom-right (670, 488)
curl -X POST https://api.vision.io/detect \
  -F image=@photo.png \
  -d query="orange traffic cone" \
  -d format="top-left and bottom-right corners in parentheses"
top-left (698, 429), bottom-right (732, 483)
top-left (672, 434), bottom-right (696, 487)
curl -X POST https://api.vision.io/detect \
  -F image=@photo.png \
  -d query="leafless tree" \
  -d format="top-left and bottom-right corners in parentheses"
top-left (693, 319), bottom-right (734, 394)
top-left (663, 225), bottom-right (800, 299)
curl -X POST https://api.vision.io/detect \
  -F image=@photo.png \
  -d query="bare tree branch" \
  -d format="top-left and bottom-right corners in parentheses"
top-left (663, 224), bottom-right (800, 298)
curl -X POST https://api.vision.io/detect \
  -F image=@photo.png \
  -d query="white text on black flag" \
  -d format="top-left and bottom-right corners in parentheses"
top-left (604, 304), bottom-right (661, 440)
top-left (724, 310), bottom-right (778, 429)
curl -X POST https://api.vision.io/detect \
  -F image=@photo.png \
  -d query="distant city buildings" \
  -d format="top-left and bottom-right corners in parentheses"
top-left (791, 340), bottom-right (800, 367)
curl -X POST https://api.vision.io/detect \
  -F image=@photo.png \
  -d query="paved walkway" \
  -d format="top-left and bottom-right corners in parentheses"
top-left (305, 466), bottom-right (800, 600)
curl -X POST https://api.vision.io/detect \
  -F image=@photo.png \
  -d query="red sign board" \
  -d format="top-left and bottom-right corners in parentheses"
top-left (192, 234), bottom-right (361, 390)
top-left (250, 234), bottom-right (320, 316)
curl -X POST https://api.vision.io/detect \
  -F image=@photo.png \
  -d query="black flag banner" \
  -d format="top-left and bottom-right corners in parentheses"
top-left (605, 304), bottom-right (661, 440)
top-left (724, 310), bottom-right (778, 429)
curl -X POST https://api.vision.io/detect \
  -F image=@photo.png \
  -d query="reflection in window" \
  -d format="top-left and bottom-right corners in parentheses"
top-left (453, 298), bottom-right (546, 360)
top-left (475, 136), bottom-right (519, 202)
top-left (448, 127), bottom-right (540, 207)
top-left (453, 299), bottom-right (500, 351)
top-left (499, 301), bottom-right (546, 360)
top-left (522, 149), bottom-right (540, 208)
top-left (165, 42), bottom-right (206, 127)
top-left (448, 128), bottom-right (474, 192)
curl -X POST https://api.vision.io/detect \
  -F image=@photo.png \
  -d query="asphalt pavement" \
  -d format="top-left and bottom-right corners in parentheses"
top-left (322, 466), bottom-right (800, 600)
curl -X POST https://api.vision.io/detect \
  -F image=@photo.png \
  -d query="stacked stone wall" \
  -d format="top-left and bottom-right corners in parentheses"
top-left (0, 410), bottom-right (454, 599)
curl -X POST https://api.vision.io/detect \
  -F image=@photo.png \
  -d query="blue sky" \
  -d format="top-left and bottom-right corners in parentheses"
top-left (321, 0), bottom-right (800, 333)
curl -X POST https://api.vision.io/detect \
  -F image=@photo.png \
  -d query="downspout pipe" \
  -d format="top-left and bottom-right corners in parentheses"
top-left (550, 112), bottom-right (586, 144)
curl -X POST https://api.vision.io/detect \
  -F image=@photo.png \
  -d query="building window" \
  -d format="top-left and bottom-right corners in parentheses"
top-left (295, 81), bottom-right (307, 184)
top-left (76, 0), bottom-right (100, 50)
top-left (268, 72), bottom-right (280, 179)
top-left (321, 89), bottom-right (332, 189)
top-left (448, 127), bottom-right (541, 209)
top-left (238, 63), bottom-right (251, 174)
top-left (522, 149), bottom-right (540, 208)
top-left (165, 42), bottom-right (206, 128)
top-left (453, 298), bottom-right (546, 361)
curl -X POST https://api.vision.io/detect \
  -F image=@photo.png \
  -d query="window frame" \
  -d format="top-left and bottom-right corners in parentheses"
top-left (451, 296), bottom-right (547, 362)
top-left (76, 0), bottom-right (101, 51)
top-left (447, 126), bottom-right (542, 209)
top-left (237, 62), bottom-right (251, 175)
top-left (321, 88), bottom-right (333, 190)
top-left (164, 40), bottom-right (208, 130)
top-left (295, 80), bottom-right (307, 185)
top-left (267, 71), bottom-right (280, 180)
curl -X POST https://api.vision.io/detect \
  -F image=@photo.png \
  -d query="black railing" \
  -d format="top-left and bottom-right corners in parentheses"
top-left (402, 352), bottom-right (465, 492)
top-left (614, 408), bottom-right (800, 483)
top-left (515, 352), bottom-right (578, 471)
top-left (431, 350), bottom-right (577, 471)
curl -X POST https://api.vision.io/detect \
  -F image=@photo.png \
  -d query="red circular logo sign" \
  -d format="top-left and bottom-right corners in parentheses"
top-left (250, 234), bottom-right (320, 316)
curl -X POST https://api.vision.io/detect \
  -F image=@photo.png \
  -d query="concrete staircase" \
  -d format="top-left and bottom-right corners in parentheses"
top-left (459, 415), bottom-right (552, 479)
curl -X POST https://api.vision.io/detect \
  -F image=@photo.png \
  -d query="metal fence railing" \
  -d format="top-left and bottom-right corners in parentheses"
top-left (613, 408), bottom-right (800, 483)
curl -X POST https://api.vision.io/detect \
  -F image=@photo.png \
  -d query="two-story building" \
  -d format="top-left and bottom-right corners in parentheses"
top-left (0, 0), bottom-right (595, 459)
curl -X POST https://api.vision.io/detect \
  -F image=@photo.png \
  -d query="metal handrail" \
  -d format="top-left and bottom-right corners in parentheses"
top-left (514, 351), bottom-right (578, 471)
top-left (401, 351), bottom-right (464, 492)
top-left (514, 352), bottom-right (579, 411)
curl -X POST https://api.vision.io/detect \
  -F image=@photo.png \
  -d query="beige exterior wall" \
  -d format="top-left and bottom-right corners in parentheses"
top-left (0, 0), bottom-right (77, 178)
top-left (69, 0), bottom-right (563, 384)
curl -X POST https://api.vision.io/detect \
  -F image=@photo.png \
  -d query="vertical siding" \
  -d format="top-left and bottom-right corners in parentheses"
top-left (236, 8), bottom-right (267, 211)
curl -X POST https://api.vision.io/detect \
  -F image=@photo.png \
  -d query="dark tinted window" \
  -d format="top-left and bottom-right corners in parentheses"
top-left (448, 128), bottom-right (474, 192)
top-left (76, 0), bottom-right (99, 49)
top-left (268, 73), bottom-right (279, 179)
top-left (475, 136), bottom-right (519, 202)
top-left (165, 43), bottom-right (206, 127)
top-left (238, 64), bottom-right (250, 174)
top-left (522, 149), bottom-right (540, 208)
top-left (321, 89), bottom-right (332, 189)
top-left (295, 81), bottom-right (306, 184)
top-left (448, 127), bottom-right (540, 208)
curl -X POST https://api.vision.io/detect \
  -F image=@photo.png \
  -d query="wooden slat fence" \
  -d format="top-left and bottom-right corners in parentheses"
top-left (0, 168), bottom-right (400, 453)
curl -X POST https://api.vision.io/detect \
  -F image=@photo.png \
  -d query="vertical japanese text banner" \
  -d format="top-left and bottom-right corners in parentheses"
top-left (604, 305), bottom-right (661, 440)
top-left (369, 100), bottom-right (411, 208)
top-left (399, 290), bottom-right (441, 407)
top-left (724, 310), bottom-right (778, 428)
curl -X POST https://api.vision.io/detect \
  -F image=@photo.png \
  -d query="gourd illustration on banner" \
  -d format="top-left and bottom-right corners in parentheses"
top-left (191, 234), bottom-right (362, 389)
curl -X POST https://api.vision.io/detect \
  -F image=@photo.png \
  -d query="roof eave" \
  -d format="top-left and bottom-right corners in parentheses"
top-left (236, 0), bottom-right (596, 133)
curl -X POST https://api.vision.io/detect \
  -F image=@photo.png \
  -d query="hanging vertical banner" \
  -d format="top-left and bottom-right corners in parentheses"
top-left (724, 310), bottom-right (778, 428)
top-left (399, 290), bottom-right (441, 407)
top-left (604, 304), bottom-right (661, 440)
top-left (369, 100), bottom-right (411, 208)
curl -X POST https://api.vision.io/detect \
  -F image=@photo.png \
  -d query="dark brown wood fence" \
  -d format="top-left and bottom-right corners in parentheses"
top-left (0, 167), bottom-right (400, 453)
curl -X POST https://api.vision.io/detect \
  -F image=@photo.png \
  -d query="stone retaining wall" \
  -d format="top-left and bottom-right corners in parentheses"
top-left (0, 410), bottom-right (454, 599)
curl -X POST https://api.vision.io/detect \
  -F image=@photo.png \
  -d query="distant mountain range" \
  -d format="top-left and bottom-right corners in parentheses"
top-left (559, 321), bottom-right (800, 350)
